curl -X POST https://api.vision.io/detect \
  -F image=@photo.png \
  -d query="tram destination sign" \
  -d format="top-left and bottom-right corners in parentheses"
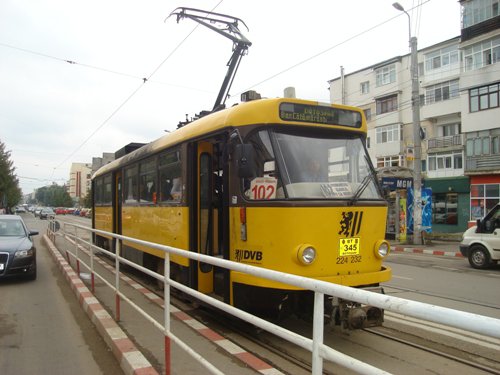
top-left (279, 102), bottom-right (362, 128)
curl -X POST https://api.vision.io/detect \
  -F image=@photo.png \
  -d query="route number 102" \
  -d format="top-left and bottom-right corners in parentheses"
top-left (249, 177), bottom-right (277, 200)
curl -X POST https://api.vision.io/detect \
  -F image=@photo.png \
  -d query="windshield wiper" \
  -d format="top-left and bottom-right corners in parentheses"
top-left (349, 174), bottom-right (372, 205)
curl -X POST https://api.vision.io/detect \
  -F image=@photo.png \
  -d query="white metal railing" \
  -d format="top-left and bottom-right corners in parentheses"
top-left (49, 222), bottom-right (500, 375)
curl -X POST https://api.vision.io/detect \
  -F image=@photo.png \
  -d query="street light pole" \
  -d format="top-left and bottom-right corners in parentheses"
top-left (393, 2), bottom-right (422, 245)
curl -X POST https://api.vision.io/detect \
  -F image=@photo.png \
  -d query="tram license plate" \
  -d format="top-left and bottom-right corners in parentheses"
top-left (339, 238), bottom-right (360, 256)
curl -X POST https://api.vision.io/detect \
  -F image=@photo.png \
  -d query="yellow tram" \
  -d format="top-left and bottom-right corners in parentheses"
top-left (92, 96), bottom-right (392, 329)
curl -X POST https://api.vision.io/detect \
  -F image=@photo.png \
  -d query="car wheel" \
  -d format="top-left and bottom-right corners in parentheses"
top-left (468, 245), bottom-right (491, 269)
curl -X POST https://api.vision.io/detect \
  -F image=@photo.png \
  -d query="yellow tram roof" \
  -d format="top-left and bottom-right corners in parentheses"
top-left (93, 97), bottom-right (365, 179)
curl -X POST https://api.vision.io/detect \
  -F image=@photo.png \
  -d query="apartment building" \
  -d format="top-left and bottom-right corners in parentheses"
top-left (329, 0), bottom-right (500, 234)
top-left (69, 162), bottom-right (92, 202)
top-left (460, 0), bottom-right (500, 220)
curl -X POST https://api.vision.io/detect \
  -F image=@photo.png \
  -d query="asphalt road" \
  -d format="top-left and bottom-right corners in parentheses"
top-left (385, 251), bottom-right (500, 319)
top-left (0, 214), bottom-right (123, 375)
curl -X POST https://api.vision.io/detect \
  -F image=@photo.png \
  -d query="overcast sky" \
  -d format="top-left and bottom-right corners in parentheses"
top-left (0, 0), bottom-right (461, 195)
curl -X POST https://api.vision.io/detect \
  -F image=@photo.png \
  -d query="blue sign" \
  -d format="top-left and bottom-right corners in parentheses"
top-left (381, 177), bottom-right (413, 191)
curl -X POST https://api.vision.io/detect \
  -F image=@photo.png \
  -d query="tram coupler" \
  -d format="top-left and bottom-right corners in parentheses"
top-left (329, 287), bottom-right (385, 330)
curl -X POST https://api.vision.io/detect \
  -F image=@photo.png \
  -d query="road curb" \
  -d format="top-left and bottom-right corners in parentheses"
top-left (43, 234), bottom-right (159, 375)
top-left (392, 245), bottom-right (463, 258)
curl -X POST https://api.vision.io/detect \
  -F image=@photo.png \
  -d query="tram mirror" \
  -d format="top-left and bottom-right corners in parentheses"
top-left (234, 144), bottom-right (255, 178)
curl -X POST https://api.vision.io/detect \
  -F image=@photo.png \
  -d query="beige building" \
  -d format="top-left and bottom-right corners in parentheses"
top-left (69, 162), bottom-right (92, 201)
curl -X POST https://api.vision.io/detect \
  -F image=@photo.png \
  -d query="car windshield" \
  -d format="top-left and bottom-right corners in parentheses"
top-left (0, 219), bottom-right (26, 236)
top-left (242, 129), bottom-right (383, 200)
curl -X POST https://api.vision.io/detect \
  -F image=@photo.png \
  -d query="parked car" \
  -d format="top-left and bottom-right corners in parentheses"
top-left (39, 208), bottom-right (55, 220)
top-left (460, 203), bottom-right (500, 269)
top-left (34, 207), bottom-right (42, 217)
top-left (15, 206), bottom-right (26, 213)
top-left (0, 215), bottom-right (38, 280)
top-left (55, 207), bottom-right (67, 215)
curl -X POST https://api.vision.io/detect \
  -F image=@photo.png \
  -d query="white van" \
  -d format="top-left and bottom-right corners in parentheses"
top-left (460, 204), bottom-right (500, 269)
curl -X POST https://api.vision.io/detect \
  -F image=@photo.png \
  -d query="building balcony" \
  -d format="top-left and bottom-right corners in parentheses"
top-left (427, 134), bottom-right (463, 151)
top-left (461, 15), bottom-right (500, 42)
top-left (465, 154), bottom-right (500, 174)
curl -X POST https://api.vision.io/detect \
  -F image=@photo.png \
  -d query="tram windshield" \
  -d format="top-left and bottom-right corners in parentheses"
top-left (242, 129), bottom-right (383, 201)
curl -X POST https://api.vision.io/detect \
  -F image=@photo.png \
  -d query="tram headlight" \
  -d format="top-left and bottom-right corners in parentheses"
top-left (374, 240), bottom-right (390, 259)
top-left (297, 244), bottom-right (316, 265)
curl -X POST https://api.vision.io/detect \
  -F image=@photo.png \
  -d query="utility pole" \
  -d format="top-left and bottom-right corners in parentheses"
top-left (393, 2), bottom-right (422, 245)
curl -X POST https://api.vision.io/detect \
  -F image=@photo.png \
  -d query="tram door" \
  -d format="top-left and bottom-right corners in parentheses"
top-left (196, 141), bottom-right (223, 295)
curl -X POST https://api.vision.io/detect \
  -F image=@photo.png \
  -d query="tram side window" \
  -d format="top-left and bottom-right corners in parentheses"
top-left (159, 150), bottom-right (182, 202)
top-left (103, 175), bottom-right (112, 205)
top-left (95, 177), bottom-right (104, 205)
top-left (139, 158), bottom-right (157, 204)
top-left (123, 165), bottom-right (139, 204)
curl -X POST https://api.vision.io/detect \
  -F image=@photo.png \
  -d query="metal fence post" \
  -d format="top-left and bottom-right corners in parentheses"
top-left (74, 226), bottom-right (80, 275)
top-left (115, 239), bottom-right (121, 322)
top-left (312, 292), bottom-right (324, 375)
top-left (164, 253), bottom-right (171, 375)
top-left (90, 232), bottom-right (95, 293)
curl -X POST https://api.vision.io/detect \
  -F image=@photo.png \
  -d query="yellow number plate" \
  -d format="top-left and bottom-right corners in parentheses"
top-left (339, 238), bottom-right (360, 256)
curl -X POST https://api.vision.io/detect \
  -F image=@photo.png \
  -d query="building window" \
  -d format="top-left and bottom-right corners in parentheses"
top-left (376, 94), bottom-right (398, 114)
top-left (466, 131), bottom-right (500, 156)
top-left (464, 37), bottom-right (500, 71)
top-left (424, 46), bottom-right (459, 72)
top-left (376, 155), bottom-right (403, 168)
top-left (471, 184), bottom-right (500, 220)
top-left (469, 82), bottom-right (499, 112)
top-left (425, 80), bottom-right (459, 105)
top-left (433, 193), bottom-right (458, 225)
top-left (363, 108), bottom-right (372, 121)
top-left (439, 123), bottom-right (460, 137)
top-left (375, 64), bottom-right (396, 86)
top-left (428, 151), bottom-right (463, 171)
top-left (360, 81), bottom-right (370, 94)
top-left (376, 124), bottom-right (401, 144)
top-left (462, 0), bottom-right (500, 28)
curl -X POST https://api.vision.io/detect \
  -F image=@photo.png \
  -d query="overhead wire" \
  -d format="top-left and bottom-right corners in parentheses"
top-left (51, 0), bottom-right (224, 173)
top-left (232, 0), bottom-right (431, 98)
top-left (1, 0), bottom-right (456, 179)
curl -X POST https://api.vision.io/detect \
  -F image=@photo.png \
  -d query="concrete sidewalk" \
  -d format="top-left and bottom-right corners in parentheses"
top-left (390, 239), bottom-right (463, 258)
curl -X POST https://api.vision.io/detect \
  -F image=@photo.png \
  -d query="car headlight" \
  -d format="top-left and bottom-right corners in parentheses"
top-left (297, 244), bottom-right (316, 265)
top-left (373, 240), bottom-right (390, 259)
top-left (15, 249), bottom-right (34, 258)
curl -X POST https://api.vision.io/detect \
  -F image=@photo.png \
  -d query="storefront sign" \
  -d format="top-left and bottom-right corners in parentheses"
top-left (381, 177), bottom-right (413, 190)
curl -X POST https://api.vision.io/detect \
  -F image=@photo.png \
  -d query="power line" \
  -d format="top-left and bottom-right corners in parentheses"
top-left (233, 1), bottom-right (431, 98)
top-left (51, 1), bottom-right (224, 172)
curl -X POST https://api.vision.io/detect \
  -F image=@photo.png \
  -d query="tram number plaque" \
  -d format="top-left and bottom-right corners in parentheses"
top-left (339, 237), bottom-right (360, 256)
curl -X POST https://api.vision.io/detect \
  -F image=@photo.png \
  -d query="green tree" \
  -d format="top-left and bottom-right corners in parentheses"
top-left (35, 184), bottom-right (72, 207)
top-left (83, 189), bottom-right (92, 208)
top-left (0, 140), bottom-right (22, 211)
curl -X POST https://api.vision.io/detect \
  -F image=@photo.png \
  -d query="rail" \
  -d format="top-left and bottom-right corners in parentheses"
top-left (47, 221), bottom-right (500, 375)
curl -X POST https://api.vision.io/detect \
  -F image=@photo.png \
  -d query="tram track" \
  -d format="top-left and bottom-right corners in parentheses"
top-left (385, 284), bottom-right (500, 311)
top-left (364, 326), bottom-right (500, 375)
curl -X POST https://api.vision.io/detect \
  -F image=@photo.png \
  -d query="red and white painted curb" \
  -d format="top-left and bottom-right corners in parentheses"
top-left (43, 235), bottom-right (159, 375)
top-left (53, 234), bottom-right (284, 374)
top-left (392, 245), bottom-right (463, 258)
